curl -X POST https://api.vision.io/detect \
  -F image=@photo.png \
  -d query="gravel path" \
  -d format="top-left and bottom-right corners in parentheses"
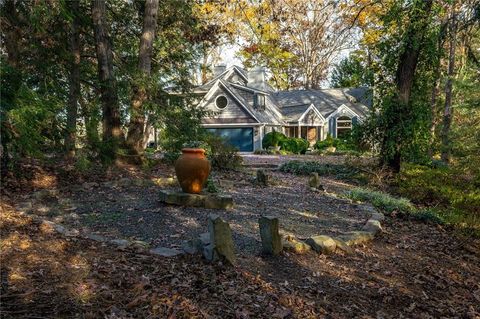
top-left (26, 156), bottom-right (371, 257)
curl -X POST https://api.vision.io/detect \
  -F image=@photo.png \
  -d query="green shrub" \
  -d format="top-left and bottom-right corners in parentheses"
top-left (346, 187), bottom-right (415, 214)
top-left (314, 135), bottom-right (356, 152)
top-left (204, 134), bottom-right (243, 170)
top-left (279, 160), bottom-right (366, 182)
top-left (163, 151), bottom-right (180, 164)
top-left (397, 163), bottom-right (480, 233)
top-left (262, 131), bottom-right (287, 149)
top-left (280, 138), bottom-right (309, 154)
top-left (206, 178), bottom-right (219, 193)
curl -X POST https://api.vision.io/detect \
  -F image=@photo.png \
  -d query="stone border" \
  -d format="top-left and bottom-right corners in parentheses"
top-left (283, 203), bottom-right (385, 255)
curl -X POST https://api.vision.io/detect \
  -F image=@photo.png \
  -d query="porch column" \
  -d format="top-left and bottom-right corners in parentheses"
top-left (297, 123), bottom-right (301, 138)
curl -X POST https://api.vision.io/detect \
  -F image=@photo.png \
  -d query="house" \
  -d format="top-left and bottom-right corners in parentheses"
top-left (193, 65), bottom-right (371, 152)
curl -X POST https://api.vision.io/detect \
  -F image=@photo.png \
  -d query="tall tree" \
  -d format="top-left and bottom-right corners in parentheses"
top-left (440, 4), bottom-right (458, 163)
top-left (126, 0), bottom-right (159, 156)
top-left (381, 0), bottom-right (434, 172)
top-left (65, 0), bottom-right (82, 158)
top-left (91, 0), bottom-right (123, 157)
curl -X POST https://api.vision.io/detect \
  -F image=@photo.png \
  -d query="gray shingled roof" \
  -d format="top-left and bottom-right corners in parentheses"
top-left (273, 88), bottom-right (370, 119)
top-left (196, 65), bottom-right (371, 124)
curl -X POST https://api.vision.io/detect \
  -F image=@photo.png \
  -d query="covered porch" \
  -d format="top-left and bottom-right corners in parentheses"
top-left (284, 125), bottom-right (325, 145)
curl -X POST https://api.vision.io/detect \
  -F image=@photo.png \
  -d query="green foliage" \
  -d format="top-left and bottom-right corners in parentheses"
top-left (330, 52), bottom-right (374, 88)
top-left (346, 188), bottom-right (415, 214)
top-left (279, 160), bottom-right (366, 182)
top-left (206, 178), bottom-right (219, 193)
top-left (159, 100), bottom-right (209, 153)
top-left (204, 134), bottom-right (243, 170)
top-left (262, 131), bottom-right (287, 148)
top-left (314, 135), bottom-right (356, 151)
top-left (279, 138), bottom-right (309, 154)
top-left (162, 151), bottom-right (181, 165)
top-left (397, 163), bottom-right (480, 232)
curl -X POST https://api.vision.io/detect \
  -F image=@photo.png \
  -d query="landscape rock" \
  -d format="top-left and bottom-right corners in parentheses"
top-left (150, 247), bottom-right (183, 257)
top-left (204, 194), bottom-right (234, 210)
top-left (306, 235), bottom-right (337, 254)
top-left (199, 232), bottom-right (211, 245)
top-left (15, 201), bottom-right (33, 213)
top-left (333, 238), bottom-right (353, 254)
top-left (110, 239), bottom-right (129, 248)
top-left (256, 170), bottom-right (269, 186)
top-left (370, 212), bottom-right (385, 222)
top-left (182, 238), bottom-right (202, 254)
top-left (258, 216), bottom-right (282, 255)
top-left (84, 233), bottom-right (107, 242)
top-left (282, 237), bottom-right (311, 254)
top-left (204, 215), bottom-right (236, 264)
top-left (362, 219), bottom-right (383, 234)
top-left (340, 231), bottom-right (375, 246)
top-left (159, 190), bottom-right (205, 207)
top-left (33, 189), bottom-right (58, 201)
top-left (308, 172), bottom-right (324, 190)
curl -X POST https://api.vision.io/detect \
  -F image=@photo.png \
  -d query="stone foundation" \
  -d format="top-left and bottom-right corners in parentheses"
top-left (159, 190), bottom-right (234, 210)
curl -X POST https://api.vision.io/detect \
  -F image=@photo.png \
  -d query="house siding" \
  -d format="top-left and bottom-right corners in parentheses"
top-left (202, 87), bottom-right (257, 124)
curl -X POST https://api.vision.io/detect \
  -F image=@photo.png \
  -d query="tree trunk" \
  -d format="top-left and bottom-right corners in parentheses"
top-left (91, 0), bottom-right (123, 157)
top-left (126, 0), bottom-right (159, 156)
top-left (441, 7), bottom-right (457, 164)
top-left (65, 0), bottom-right (81, 158)
top-left (382, 0), bottom-right (433, 172)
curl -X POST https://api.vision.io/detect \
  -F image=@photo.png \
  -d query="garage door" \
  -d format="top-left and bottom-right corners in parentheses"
top-left (206, 127), bottom-right (254, 152)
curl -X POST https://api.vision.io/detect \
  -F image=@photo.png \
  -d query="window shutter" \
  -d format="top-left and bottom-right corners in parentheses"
top-left (352, 116), bottom-right (358, 126)
top-left (329, 118), bottom-right (337, 138)
top-left (253, 94), bottom-right (258, 108)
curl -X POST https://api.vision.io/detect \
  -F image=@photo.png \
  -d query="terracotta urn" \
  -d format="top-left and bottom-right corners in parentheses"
top-left (175, 148), bottom-right (211, 194)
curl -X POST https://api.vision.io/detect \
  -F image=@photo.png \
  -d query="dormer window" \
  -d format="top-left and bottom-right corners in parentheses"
top-left (254, 93), bottom-right (265, 110)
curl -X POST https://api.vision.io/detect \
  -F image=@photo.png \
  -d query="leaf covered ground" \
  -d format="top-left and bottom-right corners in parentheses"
top-left (2, 201), bottom-right (479, 318)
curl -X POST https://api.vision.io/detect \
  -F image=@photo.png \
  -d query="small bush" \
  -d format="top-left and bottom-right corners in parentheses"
top-left (314, 135), bottom-right (357, 152)
top-left (163, 151), bottom-right (180, 165)
top-left (206, 178), bottom-right (219, 193)
top-left (262, 131), bottom-right (287, 149)
top-left (346, 187), bottom-right (415, 214)
top-left (204, 134), bottom-right (243, 170)
top-left (280, 138), bottom-right (309, 154)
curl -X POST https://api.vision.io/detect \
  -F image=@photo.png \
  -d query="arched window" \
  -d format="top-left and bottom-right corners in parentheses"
top-left (336, 116), bottom-right (352, 138)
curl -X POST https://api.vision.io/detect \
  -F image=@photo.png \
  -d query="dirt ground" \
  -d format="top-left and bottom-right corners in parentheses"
top-left (13, 159), bottom-right (370, 256)
top-left (1, 155), bottom-right (479, 318)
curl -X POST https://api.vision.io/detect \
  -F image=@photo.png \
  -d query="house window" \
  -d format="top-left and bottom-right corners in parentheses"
top-left (254, 93), bottom-right (265, 110)
top-left (336, 116), bottom-right (352, 138)
top-left (215, 95), bottom-right (228, 109)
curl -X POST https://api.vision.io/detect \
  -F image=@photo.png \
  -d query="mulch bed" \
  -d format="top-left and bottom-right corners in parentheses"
top-left (1, 203), bottom-right (479, 318)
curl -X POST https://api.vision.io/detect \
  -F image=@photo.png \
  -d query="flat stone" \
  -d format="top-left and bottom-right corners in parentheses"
top-left (282, 238), bottom-right (311, 254)
top-left (204, 195), bottom-right (234, 210)
top-left (33, 189), bottom-right (58, 201)
top-left (84, 233), bottom-right (107, 242)
top-left (159, 190), bottom-right (234, 210)
top-left (150, 247), bottom-right (183, 257)
top-left (333, 238), bottom-right (353, 254)
top-left (159, 190), bottom-right (205, 207)
top-left (182, 238), bottom-right (202, 254)
top-left (131, 240), bottom-right (150, 249)
top-left (362, 219), bottom-right (383, 234)
top-left (199, 232), bottom-right (211, 245)
top-left (340, 231), bottom-right (375, 246)
top-left (370, 212), bottom-right (385, 222)
top-left (204, 215), bottom-right (235, 264)
top-left (258, 216), bottom-right (282, 255)
top-left (110, 239), bottom-right (129, 247)
top-left (256, 170), bottom-right (269, 186)
top-left (306, 235), bottom-right (337, 254)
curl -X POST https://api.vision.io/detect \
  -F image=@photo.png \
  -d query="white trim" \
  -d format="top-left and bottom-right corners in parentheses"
top-left (325, 104), bottom-right (363, 123)
top-left (298, 103), bottom-right (326, 124)
top-left (230, 82), bottom-right (270, 95)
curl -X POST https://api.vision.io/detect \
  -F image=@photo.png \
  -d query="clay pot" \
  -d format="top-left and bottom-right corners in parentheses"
top-left (175, 148), bottom-right (211, 194)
